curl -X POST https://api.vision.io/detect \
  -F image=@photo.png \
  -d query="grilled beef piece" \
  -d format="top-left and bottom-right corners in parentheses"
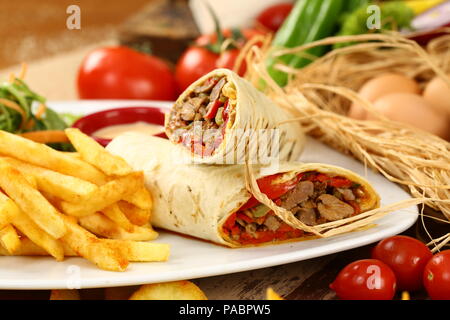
top-left (264, 215), bottom-right (281, 231)
top-left (209, 77), bottom-right (226, 102)
top-left (295, 208), bottom-right (317, 226)
top-left (316, 194), bottom-right (354, 221)
top-left (280, 181), bottom-right (314, 210)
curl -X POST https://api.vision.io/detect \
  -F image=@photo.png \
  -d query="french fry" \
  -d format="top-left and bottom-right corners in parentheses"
top-left (103, 239), bottom-right (170, 262)
top-left (60, 215), bottom-right (128, 272)
top-left (0, 193), bottom-right (64, 260)
top-left (0, 224), bottom-right (21, 254)
top-left (0, 163), bottom-right (66, 239)
top-left (24, 174), bottom-right (38, 189)
top-left (78, 213), bottom-right (158, 241)
top-left (50, 289), bottom-right (80, 300)
top-left (0, 130), bottom-right (107, 184)
top-left (20, 130), bottom-right (69, 144)
top-left (65, 128), bottom-right (132, 176)
top-left (0, 237), bottom-right (48, 256)
top-left (101, 203), bottom-right (134, 232)
top-left (60, 172), bottom-right (143, 217)
top-left (1, 157), bottom-right (98, 203)
top-left (1, 237), bottom-right (167, 264)
top-left (129, 281), bottom-right (208, 300)
top-left (118, 201), bottom-right (151, 226)
top-left (123, 187), bottom-right (152, 210)
top-left (0, 193), bottom-right (10, 229)
top-left (0, 237), bottom-right (78, 257)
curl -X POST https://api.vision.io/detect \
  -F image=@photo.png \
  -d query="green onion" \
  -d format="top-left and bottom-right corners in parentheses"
top-left (251, 204), bottom-right (271, 218)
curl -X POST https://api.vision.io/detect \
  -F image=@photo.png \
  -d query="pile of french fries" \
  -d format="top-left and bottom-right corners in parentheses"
top-left (0, 128), bottom-right (169, 271)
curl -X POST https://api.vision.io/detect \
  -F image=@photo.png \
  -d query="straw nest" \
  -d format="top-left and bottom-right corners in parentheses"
top-left (238, 32), bottom-right (450, 244)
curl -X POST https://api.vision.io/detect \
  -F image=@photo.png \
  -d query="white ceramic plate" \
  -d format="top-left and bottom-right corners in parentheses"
top-left (0, 100), bottom-right (418, 289)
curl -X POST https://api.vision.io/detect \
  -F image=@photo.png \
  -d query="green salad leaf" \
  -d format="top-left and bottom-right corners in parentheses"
top-left (0, 78), bottom-right (76, 150)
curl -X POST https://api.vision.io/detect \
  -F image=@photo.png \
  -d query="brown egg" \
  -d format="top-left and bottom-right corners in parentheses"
top-left (367, 93), bottom-right (449, 139)
top-left (423, 76), bottom-right (450, 118)
top-left (349, 73), bottom-right (420, 120)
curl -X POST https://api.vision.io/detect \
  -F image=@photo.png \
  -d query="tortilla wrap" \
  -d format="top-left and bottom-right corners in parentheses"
top-left (107, 133), bottom-right (380, 247)
top-left (165, 68), bottom-right (305, 164)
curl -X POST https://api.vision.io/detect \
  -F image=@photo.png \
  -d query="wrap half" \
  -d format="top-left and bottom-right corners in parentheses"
top-left (165, 68), bottom-right (305, 164)
top-left (108, 133), bottom-right (380, 247)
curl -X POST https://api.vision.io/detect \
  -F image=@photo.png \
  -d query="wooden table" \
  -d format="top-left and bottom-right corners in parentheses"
top-left (0, 219), bottom-right (437, 300)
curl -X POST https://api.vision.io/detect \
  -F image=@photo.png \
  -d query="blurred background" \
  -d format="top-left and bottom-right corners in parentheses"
top-left (1, 0), bottom-right (449, 101)
top-left (0, 0), bottom-right (294, 100)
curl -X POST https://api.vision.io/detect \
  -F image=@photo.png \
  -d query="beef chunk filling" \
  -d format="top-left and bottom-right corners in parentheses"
top-left (223, 171), bottom-right (366, 245)
top-left (167, 76), bottom-right (234, 156)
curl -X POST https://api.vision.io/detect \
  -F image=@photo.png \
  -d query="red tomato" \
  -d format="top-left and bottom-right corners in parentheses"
top-left (239, 173), bottom-right (300, 210)
top-left (423, 250), bottom-right (450, 300)
top-left (175, 47), bottom-right (218, 92)
top-left (216, 49), bottom-right (246, 76)
top-left (77, 46), bottom-right (176, 100)
top-left (330, 259), bottom-right (397, 300)
top-left (371, 235), bottom-right (432, 291)
top-left (256, 3), bottom-right (293, 32)
top-left (176, 28), bottom-right (266, 91)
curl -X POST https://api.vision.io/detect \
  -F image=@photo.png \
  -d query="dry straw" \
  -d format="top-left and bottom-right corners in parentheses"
top-left (242, 32), bottom-right (450, 242)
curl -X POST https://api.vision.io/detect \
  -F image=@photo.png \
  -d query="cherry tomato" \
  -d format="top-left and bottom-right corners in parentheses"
top-left (330, 259), bottom-right (397, 300)
top-left (256, 3), bottom-right (293, 32)
top-left (371, 235), bottom-right (432, 291)
top-left (423, 250), bottom-right (450, 300)
top-left (77, 46), bottom-right (176, 100)
top-left (176, 28), bottom-right (265, 91)
top-left (175, 47), bottom-right (218, 92)
top-left (216, 49), bottom-right (246, 76)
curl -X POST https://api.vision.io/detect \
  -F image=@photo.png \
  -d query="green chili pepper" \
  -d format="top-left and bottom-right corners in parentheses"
top-left (251, 204), bottom-right (271, 218)
top-left (215, 107), bottom-right (224, 125)
top-left (267, 0), bottom-right (345, 87)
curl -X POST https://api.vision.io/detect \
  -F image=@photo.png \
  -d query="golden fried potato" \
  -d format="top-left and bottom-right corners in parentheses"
top-left (0, 163), bottom-right (66, 239)
top-left (123, 187), bottom-right (152, 210)
top-left (129, 281), bottom-right (207, 300)
top-left (78, 213), bottom-right (158, 241)
top-left (0, 224), bottom-right (20, 254)
top-left (0, 237), bottom-right (53, 256)
top-left (66, 128), bottom-right (133, 176)
top-left (60, 172), bottom-right (143, 217)
top-left (0, 130), bottom-right (107, 184)
top-left (1, 157), bottom-right (98, 203)
top-left (118, 201), bottom-right (151, 226)
top-left (0, 194), bottom-right (64, 260)
top-left (103, 239), bottom-right (170, 262)
top-left (101, 203), bottom-right (134, 232)
top-left (60, 215), bottom-right (128, 272)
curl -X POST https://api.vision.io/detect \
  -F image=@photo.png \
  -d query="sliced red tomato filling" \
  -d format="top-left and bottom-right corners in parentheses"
top-left (222, 171), bottom-right (364, 245)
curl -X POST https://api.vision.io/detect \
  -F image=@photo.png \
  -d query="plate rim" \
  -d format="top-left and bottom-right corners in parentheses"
top-left (0, 100), bottom-right (418, 290)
